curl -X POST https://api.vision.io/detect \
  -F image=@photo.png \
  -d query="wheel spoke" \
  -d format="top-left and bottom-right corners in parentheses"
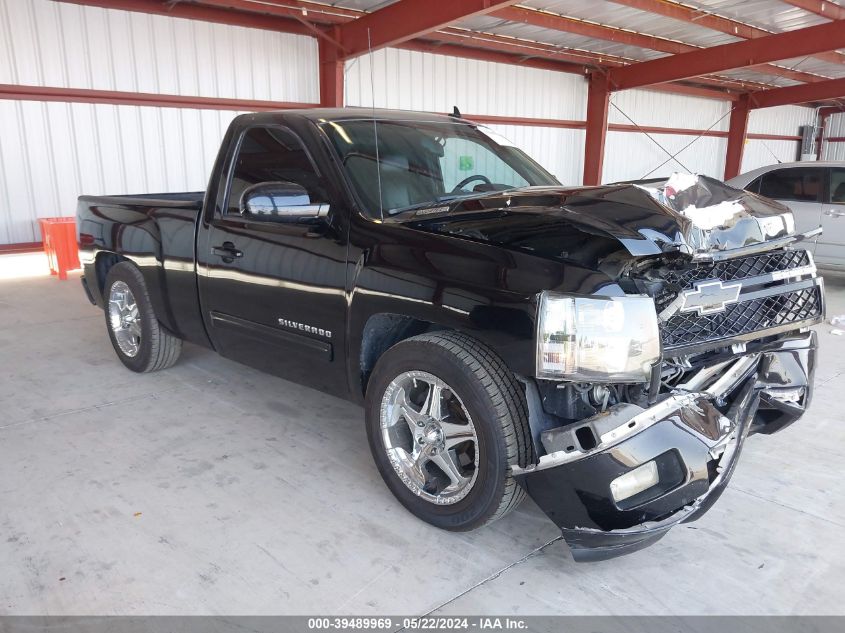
top-left (411, 445), bottom-right (432, 483)
top-left (430, 449), bottom-right (468, 488)
top-left (108, 281), bottom-right (142, 358)
top-left (394, 387), bottom-right (425, 431)
top-left (380, 370), bottom-right (478, 505)
top-left (422, 382), bottom-right (444, 420)
top-left (440, 420), bottom-right (474, 450)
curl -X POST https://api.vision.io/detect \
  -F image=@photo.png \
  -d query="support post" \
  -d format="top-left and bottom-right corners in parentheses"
top-left (724, 95), bottom-right (750, 181)
top-left (583, 72), bottom-right (610, 186)
top-left (319, 36), bottom-right (343, 107)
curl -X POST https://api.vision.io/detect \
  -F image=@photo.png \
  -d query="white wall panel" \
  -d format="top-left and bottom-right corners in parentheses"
top-left (0, 100), bottom-right (244, 244)
top-left (821, 113), bottom-right (845, 161)
top-left (486, 125), bottom-right (585, 186)
top-left (344, 47), bottom-right (588, 184)
top-left (741, 139), bottom-right (803, 174)
top-left (0, 0), bottom-right (319, 102)
top-left (0, 0), bottom-right (319, 245)
top-left (0, 2), bottom-right (826, 244)
top-left (748, 105), bottom-right (815, 136)
top-left (739, 105), bottom-right (815, 172)
top-left (609, 89), bottom-right (731, 131)
top-left (344, 48), bottom-right (587, 120)
top-left (603, 132), bottom-right (726, 183)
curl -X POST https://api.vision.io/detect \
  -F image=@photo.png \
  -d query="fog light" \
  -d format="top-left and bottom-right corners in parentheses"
top-left (610, 461), bottom-right (659, 503)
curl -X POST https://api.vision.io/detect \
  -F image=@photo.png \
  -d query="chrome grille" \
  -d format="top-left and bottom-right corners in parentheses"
top-left (663, 249), bottom-right (810, 289)
top-left (656, 249), bottom-right (811, 312)
top-left (661, 285), bottom-right (822, 350)
top-left (657, 249), bottom-right (822, 351)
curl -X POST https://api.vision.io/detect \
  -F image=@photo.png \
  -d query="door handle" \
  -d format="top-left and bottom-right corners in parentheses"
top-left (211, 242), bottom-right (243, 260)
top-left (824, 209), bottom-right (845, 218)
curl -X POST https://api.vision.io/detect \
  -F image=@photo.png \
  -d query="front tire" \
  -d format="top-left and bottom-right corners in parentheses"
top-left (365, 331), bottom-right (530, 531)
top-left (103, 262), bottom-right (182, 373)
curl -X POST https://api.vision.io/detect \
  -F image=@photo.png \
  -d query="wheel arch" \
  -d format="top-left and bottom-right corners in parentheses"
top-left (358, 313), bottom-right (447, 397)
top-left (94, 251), bottom-right (129, 298)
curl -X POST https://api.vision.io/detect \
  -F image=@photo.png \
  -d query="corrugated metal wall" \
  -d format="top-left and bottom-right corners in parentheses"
top-left (344, 47), bottom-right (587, 120)
top-left (0, 0), bottom-right (318, 244)
top-left (0, 100), bottom-right (245, 244)
top-left (344, 47), bottom-right (813, 187)
top-left (604, 90), bottom-right (731, 183)
top-left (742, 105), bottom-right (817, 172)
top-left (343, 48), bottom-right (587, 185)
top-left (0, 1), bottom-right (821, 244)
top-left (822, 113), bottom-right (845, 161)
top-left (0, 0), bottom-right (318, 99)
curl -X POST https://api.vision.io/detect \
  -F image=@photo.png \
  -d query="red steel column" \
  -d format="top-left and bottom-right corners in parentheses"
top-left (583, 72), bottom-right (610, 186)
top-left (319, 36), bottom-right (343, 107)
top-left (724, 95), bottom-right (750, 180)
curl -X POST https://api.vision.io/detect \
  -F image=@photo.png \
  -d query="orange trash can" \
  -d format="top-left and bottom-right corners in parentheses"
top-left (38, 218), bottom-right (81, 281)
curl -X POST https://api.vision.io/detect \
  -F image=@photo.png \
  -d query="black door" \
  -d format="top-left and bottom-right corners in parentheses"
top-left (197, 124), bottom-right (349, 397)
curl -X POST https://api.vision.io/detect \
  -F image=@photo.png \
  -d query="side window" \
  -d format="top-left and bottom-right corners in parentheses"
top-left (829, 168), bottom-right (845, 204)
top-left (758, 168), bottom-right (823, 203)
top-left (226, 126), bottom-right (326, 215)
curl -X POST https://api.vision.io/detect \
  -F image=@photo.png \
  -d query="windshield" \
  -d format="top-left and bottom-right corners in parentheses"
top-left (320, 119), bottom-right (559, 215)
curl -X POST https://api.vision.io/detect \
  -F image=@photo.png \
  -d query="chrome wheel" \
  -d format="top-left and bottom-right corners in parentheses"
top-left (108, 281), bottom-right (141, 358)
top-left (380, 371), bottom-right (479, 505)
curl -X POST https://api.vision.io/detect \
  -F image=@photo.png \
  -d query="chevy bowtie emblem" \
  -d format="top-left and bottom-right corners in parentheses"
top-left (679, 279), bottom-right (742, 315)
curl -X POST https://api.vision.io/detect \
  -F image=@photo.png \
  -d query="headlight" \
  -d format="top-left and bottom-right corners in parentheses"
top-left (536, 293), bottom-right (661, 382)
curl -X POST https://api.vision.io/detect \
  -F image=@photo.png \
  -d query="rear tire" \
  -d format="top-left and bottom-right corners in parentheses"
top-left (103, 262), bottom-right (182, 373)
top-left (364, 331), bottom-right (529, 531)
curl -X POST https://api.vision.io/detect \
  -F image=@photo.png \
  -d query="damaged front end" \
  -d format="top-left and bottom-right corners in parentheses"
top-left (515, 174), bottom-right (823, 561)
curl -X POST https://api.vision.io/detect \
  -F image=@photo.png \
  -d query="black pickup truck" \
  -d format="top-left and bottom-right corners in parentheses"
top-left (77, 109), bottom-right (823, 560)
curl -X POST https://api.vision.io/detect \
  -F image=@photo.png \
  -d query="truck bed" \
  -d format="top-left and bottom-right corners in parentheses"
top-left (76, 190), bottom-right (208, 347)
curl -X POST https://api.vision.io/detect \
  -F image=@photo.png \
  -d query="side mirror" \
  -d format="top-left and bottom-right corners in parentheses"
top-left (241, 181), bottom-right (329, 223)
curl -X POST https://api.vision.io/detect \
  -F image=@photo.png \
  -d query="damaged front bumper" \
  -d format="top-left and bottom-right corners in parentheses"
top-left (514, 330), bottom-right (817, 561)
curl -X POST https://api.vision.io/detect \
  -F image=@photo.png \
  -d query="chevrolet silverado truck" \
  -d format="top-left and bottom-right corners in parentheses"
top-left (77, 109), bottom-right (824, 561)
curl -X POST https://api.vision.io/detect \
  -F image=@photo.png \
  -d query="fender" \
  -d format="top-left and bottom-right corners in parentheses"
top-left (345, 213), bottom-right (626, 399)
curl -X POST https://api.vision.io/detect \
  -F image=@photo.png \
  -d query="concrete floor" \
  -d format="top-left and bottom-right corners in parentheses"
top-left (1, 253), bottom-right (845, 616)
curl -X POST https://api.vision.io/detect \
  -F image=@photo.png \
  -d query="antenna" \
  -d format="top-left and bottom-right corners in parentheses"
top-left (368, 28), bottom-right (384, 221)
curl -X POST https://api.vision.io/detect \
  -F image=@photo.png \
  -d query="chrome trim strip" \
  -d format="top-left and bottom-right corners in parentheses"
top-left (513, 355), bottom-right (760, 474)
top-left (675, 359), bottom-right (734, 391)
top-left (664, 314), bottom-right (823, 356)
top-left (691, 228), bottom-right (822, 262)
top-left (705, 354), bottom-right (760, 398)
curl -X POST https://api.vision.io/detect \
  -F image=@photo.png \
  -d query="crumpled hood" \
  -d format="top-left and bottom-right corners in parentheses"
top-left (640, 173), bottom-right (794, 253)
top-left (393, 175), bottom-right (795, 263)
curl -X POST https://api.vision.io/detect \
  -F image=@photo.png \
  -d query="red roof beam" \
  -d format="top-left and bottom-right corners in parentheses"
top-left (491, 6), bottom-right (826, 84)
top-left (0, 83), bottom-right (317, 110)
top-left (610, 0), bottom-right (845, 65)
top-left (53, 0), bottom-right (313, 35)
top-left (335, 0), bottom-right (522, 60)
top-left (190, 0), bottom-right (359, 24)
top-left (780, 0), bottom-right (845, 20)
top-left (748, 77), bottom-right (845, 108)
top-left (607, 20), bottom-right (845, 90)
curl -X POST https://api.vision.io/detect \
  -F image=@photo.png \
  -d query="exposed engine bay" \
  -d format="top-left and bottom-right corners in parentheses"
top-left (514, 174), bottom-right (823, 560)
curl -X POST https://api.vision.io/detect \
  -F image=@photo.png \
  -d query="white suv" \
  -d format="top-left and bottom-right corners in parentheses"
top-left (727, 161), bottom-right (845, 270)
